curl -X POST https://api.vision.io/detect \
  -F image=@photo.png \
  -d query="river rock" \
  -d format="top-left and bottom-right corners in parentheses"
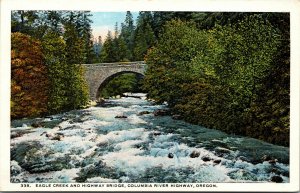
top-left (45, 132), bottom-right (64, 141)
top-left (45, 133), bottom-right (53, 138)
top-left (202, 156), bottom-right (211, 162)
top-left (11, 132), bottom-right (21, 139)
top-left (115, 115), bottom-right (127, 119)
top-left (153, 109), bottom-right (169, 116)
top-left (213, 159), bottom-right (222, 164)
top-left (281, 170), bottom-right (289, 177)
top-left (270, 175), bottom-right (283, 183)
top-left (138, 111), bottom-right (151, 116)
top-left (190, 151), bottom-right (200, 158)
top-left (153, 131), bottom-right (162, 136)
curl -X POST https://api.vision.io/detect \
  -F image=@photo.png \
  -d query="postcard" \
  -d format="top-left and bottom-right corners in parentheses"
top-left (0, 0), bottom-right (299, 192)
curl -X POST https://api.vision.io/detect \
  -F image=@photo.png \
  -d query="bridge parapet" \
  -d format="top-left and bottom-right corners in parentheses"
top-left (82, 61), bottom-right (146, 67)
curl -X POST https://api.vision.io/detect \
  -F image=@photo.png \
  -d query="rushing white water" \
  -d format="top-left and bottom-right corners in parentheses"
top-left (10, 93), bottom-right (289, 183)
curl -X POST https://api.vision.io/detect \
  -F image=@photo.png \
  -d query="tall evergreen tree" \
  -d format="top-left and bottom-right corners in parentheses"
top-left (120, 11), bottom-right (135, 60)
top-left (133, 12), bottom-right (156, 60)
top-left (99, 31), bottom-right (116, 62)
top-left (62, 11), bottom-right (89, 109)
top-left (42, 30), bottom-right (68, 113)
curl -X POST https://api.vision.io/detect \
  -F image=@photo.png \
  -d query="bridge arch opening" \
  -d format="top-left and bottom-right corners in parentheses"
top-left (96, 71), bottom-right (144, 100)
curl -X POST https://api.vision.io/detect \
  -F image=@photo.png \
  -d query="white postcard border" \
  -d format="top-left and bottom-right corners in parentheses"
top-left (0, 0), bottom-right (299, 191)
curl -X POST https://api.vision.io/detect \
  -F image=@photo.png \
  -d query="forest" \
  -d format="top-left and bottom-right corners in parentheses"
top-left (11, 11), bottom-right (289, 146)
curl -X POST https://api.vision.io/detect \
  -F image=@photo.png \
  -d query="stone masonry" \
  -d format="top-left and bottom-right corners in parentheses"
top-left (82, 61), bottom-right (146, 100)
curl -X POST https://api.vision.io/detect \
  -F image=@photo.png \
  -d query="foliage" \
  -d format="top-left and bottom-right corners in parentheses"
top-left (99, 73), bottom-right (143, 98)
top-left (100, 11), bottom-right (157, 63)
top-left (61, 13), bottom-right (89, 109)
top-left (120, 11), bottom-right (135, 60)
top-left (11, 11), bottom-right (96, 63)
top-left (41, 30), bottom-right (89, 113)
top-left (11, 32), bottom-right (49, 118)
top-left (41, 31), bottom-right (68, 113)
top-left (99, 31), bottom-right (119, 62)
top-left (133, 12), bottom-right (156, 60)
top-left (143, 15), bottom-right (289, 146)
top-left (11, 11), bottom-right (91, 118)
top-left (143, 20), bottom-right (208, 105)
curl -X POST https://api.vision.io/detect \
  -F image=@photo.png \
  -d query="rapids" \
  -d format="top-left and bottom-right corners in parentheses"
top-left (10, 93), bottom-right (289, 183)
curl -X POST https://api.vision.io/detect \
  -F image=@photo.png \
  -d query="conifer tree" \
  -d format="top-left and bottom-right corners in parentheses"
top-left (131, 12), bottom-right (155, 60)
top-left (120, 11), bottom-right (135, 60)
top-left (42, 30), bottom-right (68, 113)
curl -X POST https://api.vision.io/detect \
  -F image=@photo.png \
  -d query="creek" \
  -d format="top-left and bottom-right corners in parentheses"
top-left (10, 93), bottom-right (289, 183)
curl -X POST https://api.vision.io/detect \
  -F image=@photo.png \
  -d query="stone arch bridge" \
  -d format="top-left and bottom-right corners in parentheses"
top-left (82, 61), bottom-right (146, 100)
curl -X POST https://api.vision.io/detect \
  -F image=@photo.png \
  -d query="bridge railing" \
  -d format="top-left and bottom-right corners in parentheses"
top-left (82, 61), bottom-right (145, 67)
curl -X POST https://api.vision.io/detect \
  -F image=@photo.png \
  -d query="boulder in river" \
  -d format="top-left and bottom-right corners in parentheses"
top-left (138, 111), bottom-right (151, 116)
top-left (213, 159), bottom-right (222, 164)
top-left (153, 109), bottom-right (169, 116)
top-left (115, 115), bottom-right (127, 119)
top-left (202, 156), bottom-right (211, 162)
top-left (282, 170), bottom-right (289, 177)
top-left (11, 132), bottom-right (22, 139)
top-left (153, 131), bottom-right (162, 136)
top-left (190, 151), bottom-right (200, 158)
top-left (11, 130), bottom-right (33, 139)
top-left (45, 132), bottom-right (64, 141)
top-left (168, 153), bottom-right (174, 158)
top-left (270, 175), bottom-right (283, 183)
